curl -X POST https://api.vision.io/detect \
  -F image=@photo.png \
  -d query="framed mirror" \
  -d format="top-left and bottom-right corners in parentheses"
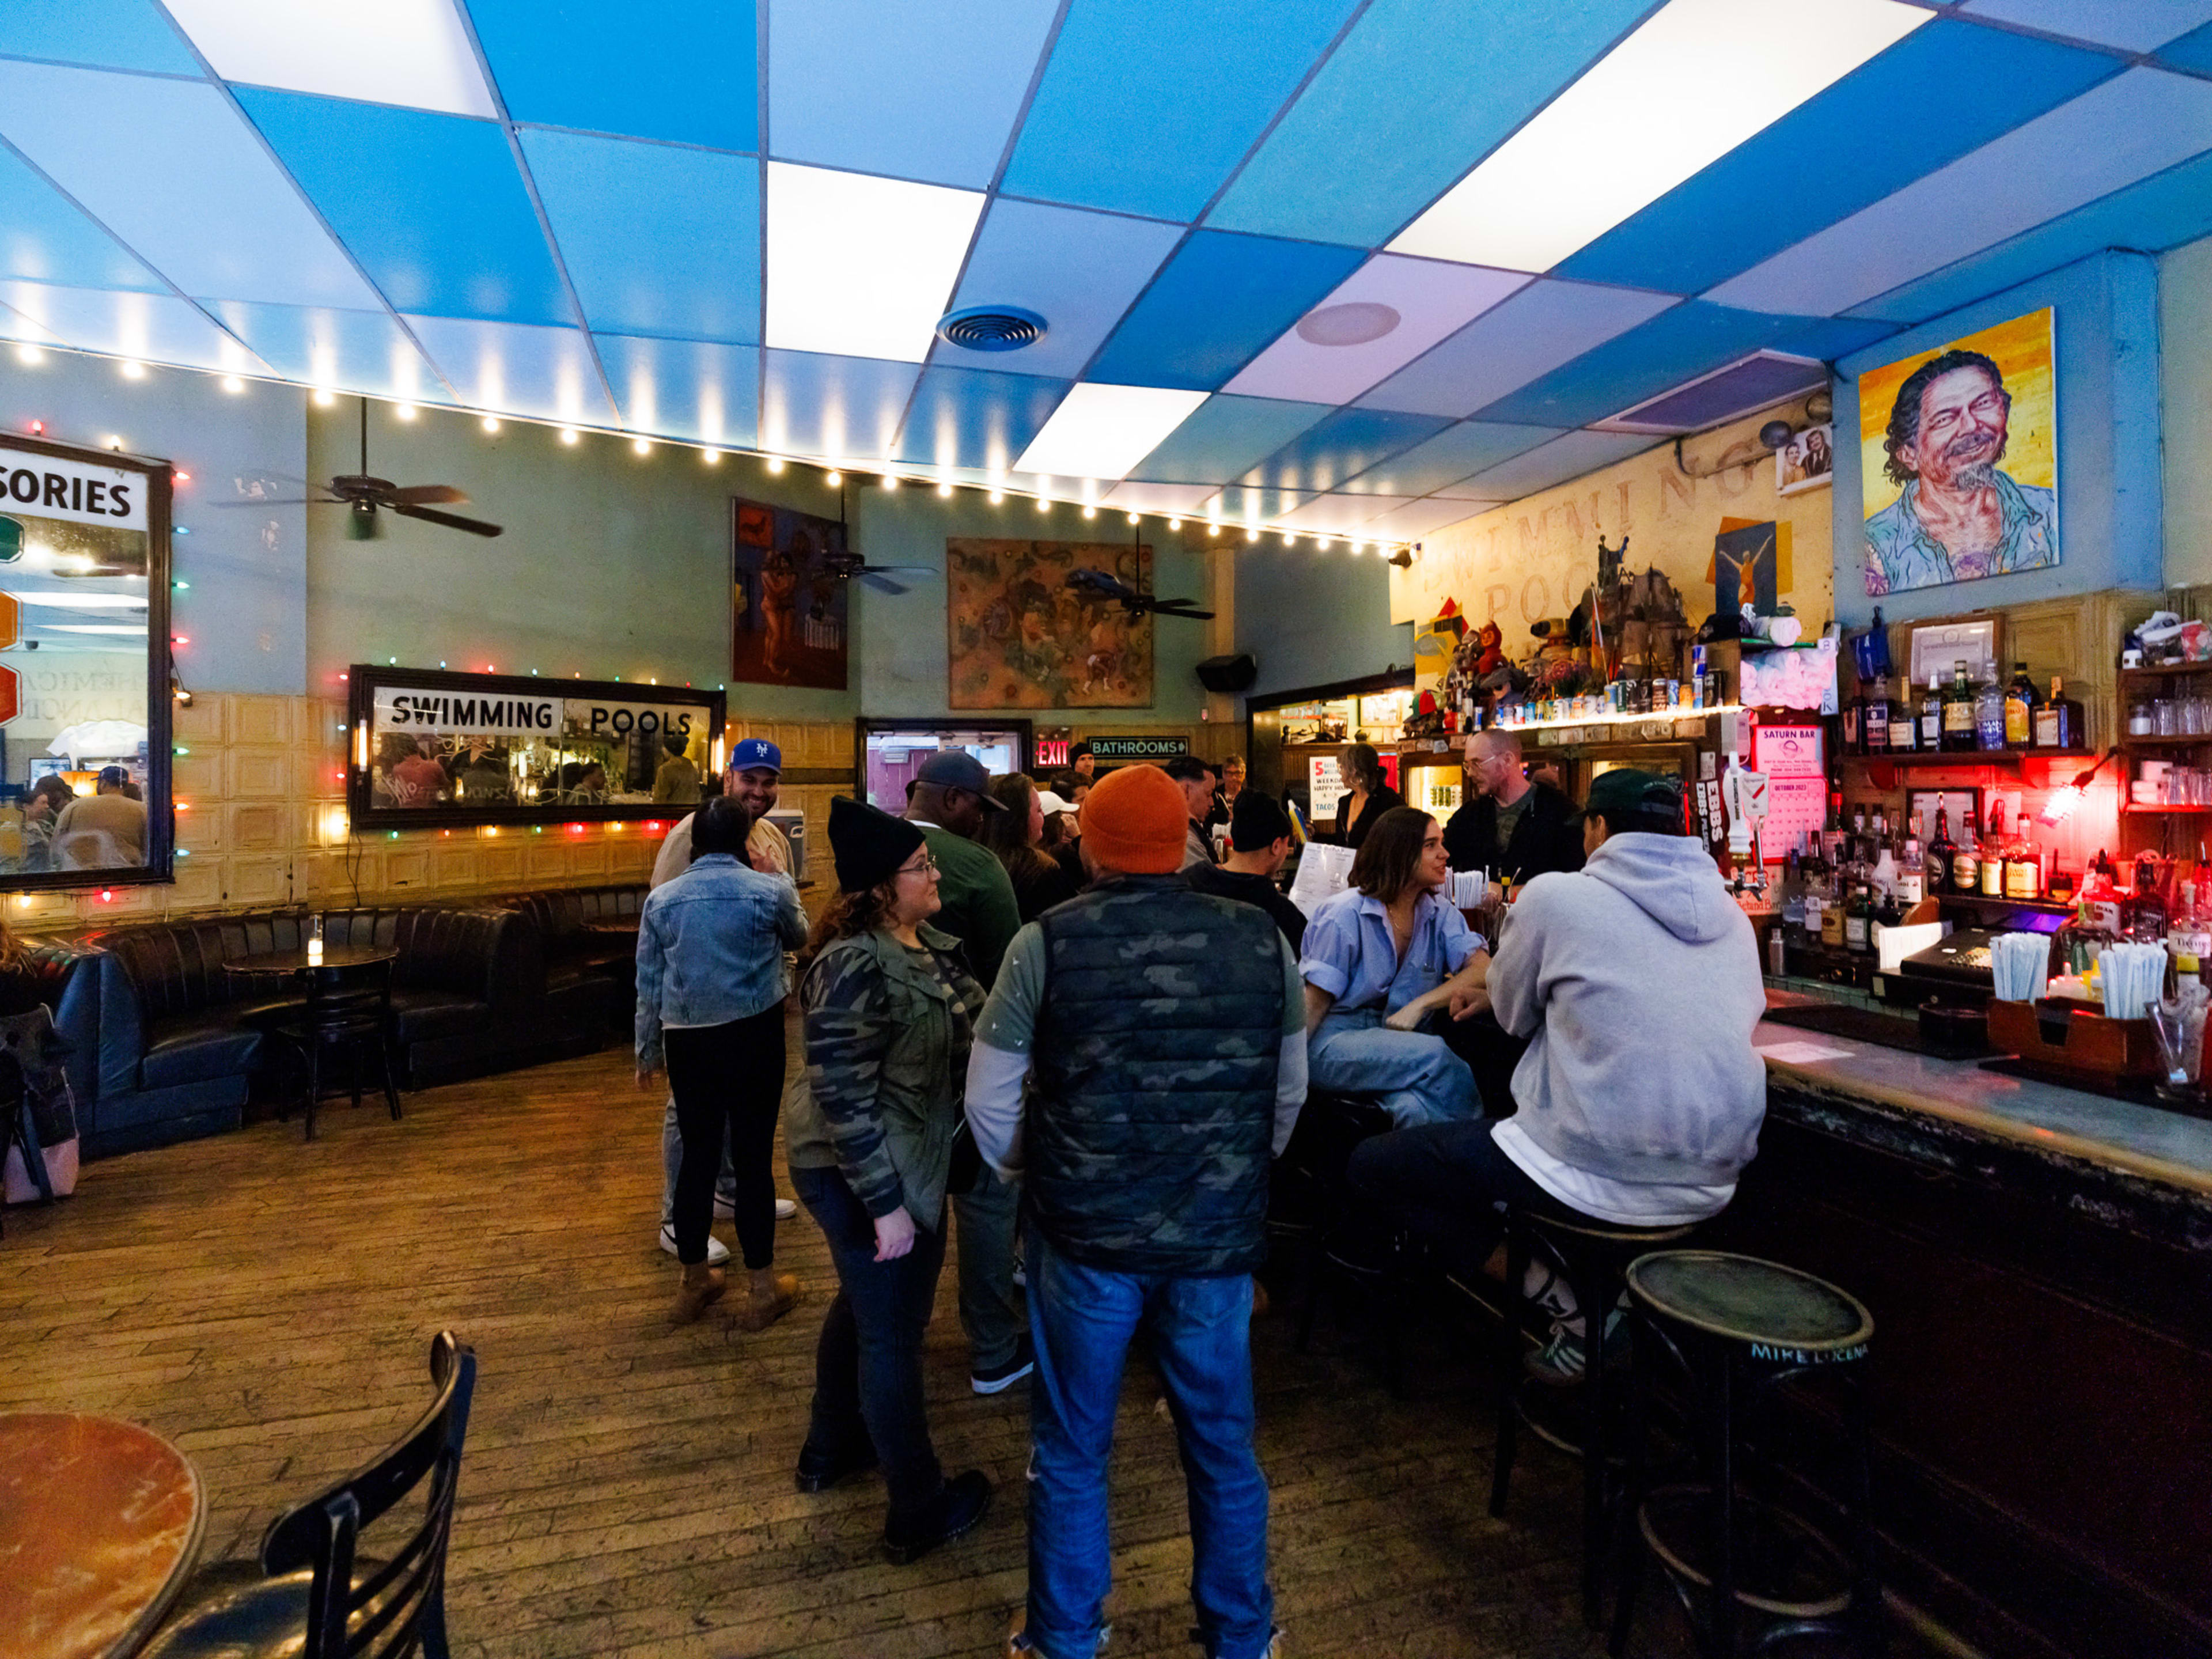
top-left (0, 434), bottom-right (172, 888)
top-left (346, 665), bottom-right (725, 831)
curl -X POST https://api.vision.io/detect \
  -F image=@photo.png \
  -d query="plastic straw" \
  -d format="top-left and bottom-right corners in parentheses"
top-left (1989, 932), bottom-right (2050, 1004)
top-left (2098, 942), bottom-right (2168, 1021)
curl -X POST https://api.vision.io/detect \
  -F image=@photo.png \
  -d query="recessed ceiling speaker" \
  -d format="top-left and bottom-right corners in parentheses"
top-left (1296, 302), bottom-right (1400, 347)
top-left (1196, 653), bottom-right (1257, 694)
top-left (937, 305), bottom-right (1047, 351)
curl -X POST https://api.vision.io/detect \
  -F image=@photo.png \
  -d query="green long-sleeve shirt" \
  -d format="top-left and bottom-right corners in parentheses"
top-left (914, 822), bottom-right (1021, 990)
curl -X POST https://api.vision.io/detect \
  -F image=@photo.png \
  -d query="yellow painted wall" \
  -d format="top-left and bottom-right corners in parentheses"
top-left (1388, 396), bottom-right (1834, 642)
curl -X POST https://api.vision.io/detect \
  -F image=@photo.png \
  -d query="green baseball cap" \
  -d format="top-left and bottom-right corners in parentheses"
top-left (1570, 767), bottom-right (1683, 832)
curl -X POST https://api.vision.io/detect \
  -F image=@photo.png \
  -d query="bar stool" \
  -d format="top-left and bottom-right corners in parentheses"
top-left (1287, 1092), bottom-right (1416, 1396)
top-left (267, 961), bottom-right (403, 1141)
top-left (1609, 1251), bottom-right (1877, 1658)
top-left (1490, 1203), bottom-right (1699, 1630)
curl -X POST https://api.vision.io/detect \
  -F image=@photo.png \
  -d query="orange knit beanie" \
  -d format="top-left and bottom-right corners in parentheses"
top-left (1080, 764), bottom-right (1189, 874)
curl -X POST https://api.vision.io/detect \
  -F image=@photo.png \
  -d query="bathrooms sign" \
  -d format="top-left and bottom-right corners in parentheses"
top-left (1086, 734), bottom-right (1190, 761)
top-left (373, 686), bottom-right (701, 741)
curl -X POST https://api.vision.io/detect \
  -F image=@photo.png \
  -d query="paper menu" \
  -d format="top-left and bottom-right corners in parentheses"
top-left (1287, 842), bottom-right (1355, 917)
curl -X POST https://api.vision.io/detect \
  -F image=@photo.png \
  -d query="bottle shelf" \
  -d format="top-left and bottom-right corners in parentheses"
top-left (1839, 748), bottom-right (2093, 767)
top-left (2119, 734), bottom-right (2212, 748)
top-left (1933, 890), bottom-right (2076, 915)
top-left (2120, 663), bottom-right (2212, 683)
top-left (2120, 804), bottom-right (2212, 815)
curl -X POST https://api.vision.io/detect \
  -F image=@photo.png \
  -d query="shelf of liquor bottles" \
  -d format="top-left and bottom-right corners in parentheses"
top-left (1839, 748), bottom-right (2094, 767)
top-left (2120, 804), bottom-right (2212, 815)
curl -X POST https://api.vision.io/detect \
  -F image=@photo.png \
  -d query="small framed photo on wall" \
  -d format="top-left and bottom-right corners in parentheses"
top-left (1775, 423), bottom-right (1833, 496)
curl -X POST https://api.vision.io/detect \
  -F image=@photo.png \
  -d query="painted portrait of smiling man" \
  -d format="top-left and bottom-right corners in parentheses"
top-left (1859, 309), bottom-right (2058, 596)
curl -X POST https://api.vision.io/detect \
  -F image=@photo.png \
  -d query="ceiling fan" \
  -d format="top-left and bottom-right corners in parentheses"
top-left (818, 482), bottom-right (935, 593)
top-left (1065, 567), bottom-right (1213, 621)
top-left (216, 397), bottom-right (502, 538)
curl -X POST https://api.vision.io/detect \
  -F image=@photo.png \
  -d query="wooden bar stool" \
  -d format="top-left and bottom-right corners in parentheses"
top-left (1608, 1251), bottom-right (1878, 1658)
top-left (1489, 1203), bottom-right (1699, 1630)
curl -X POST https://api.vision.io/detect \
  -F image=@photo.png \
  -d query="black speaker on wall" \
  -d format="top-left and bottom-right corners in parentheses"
top-left (1196, 653), bottom-right (1257, 694)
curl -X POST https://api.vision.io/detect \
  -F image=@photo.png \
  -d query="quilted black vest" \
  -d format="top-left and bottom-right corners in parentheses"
top-left (1028, 874), bottom-right (1285, 1276)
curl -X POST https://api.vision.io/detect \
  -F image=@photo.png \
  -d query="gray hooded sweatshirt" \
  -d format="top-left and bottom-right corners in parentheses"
top-left (1488, 832), bottom-right (1766, 1188)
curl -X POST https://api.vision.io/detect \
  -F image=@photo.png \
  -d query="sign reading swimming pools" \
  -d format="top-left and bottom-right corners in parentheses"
top-left (372, 687), bottom-right (701, 742)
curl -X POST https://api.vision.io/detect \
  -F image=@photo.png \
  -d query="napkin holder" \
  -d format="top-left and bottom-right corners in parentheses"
top-left (1986, 997), bottom-right (2162, 1082)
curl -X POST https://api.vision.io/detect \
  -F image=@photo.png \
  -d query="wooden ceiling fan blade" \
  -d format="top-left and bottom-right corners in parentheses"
top-left (209, 497), bottom-right (324, 507)
top-left (386, 484), bottom-right (469, 506)
top-left (392, 503), bottom-right (503, 537)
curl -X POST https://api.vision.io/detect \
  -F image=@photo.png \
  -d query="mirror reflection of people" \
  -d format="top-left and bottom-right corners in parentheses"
top-left (457, 741), bottom-right (511, 803)
top-left (558, 760), bottom-right (609, 804)
top-left (21, 776), bottom-right (74, 871)
top-left (1865, 348), bottom-right (2056, 593)
top-left (654, 730), bottom-right (702, 805)
top-left (389, 737), bottom-right (448, 807)
top-left (54, 766), bottom-right (147, 868)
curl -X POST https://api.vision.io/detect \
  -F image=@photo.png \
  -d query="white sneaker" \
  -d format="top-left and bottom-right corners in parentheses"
top-left (777, 1198), bottom-right (797, 1219)
top-left (713, 1196), bottom-right (798, 1220)
top-left (659, 1224), bottom-right (730, 1266)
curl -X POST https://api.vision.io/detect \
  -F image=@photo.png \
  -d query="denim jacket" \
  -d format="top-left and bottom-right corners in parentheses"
top-left (634, 853), bottom-right (809, 1066)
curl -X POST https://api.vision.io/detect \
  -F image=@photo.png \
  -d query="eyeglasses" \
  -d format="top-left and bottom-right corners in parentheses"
top-left (895, 853), bottom-right (940, 878)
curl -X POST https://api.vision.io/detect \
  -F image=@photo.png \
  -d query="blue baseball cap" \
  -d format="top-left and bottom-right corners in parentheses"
top-left (728, 738), bottom-right (782, 775)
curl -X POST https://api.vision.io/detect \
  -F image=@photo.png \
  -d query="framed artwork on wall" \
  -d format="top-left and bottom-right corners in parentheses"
top-left (732, 497), bottom-right (849, 691)
top-left (1858, 308), bottom-right (2058, 598)
top-left (945, 537), bottom-right (1154, 710)
top-left (1775, 423), bottom-right (1833, 495)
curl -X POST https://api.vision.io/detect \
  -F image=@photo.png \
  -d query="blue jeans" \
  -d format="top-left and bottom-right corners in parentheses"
top-left (1309, 1006), bottom-right (1480, 1127)
top-left (1024, 1232), bottom-right (1273, 1659)
top-left (791, 1164), bottom-right (950, 1520)
top-left (954, 1164), bottom-right (1024, 1371)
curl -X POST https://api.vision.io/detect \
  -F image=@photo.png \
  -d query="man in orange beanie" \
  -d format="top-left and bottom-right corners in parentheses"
top-left (965, 764), bottom-right (1306, 1659)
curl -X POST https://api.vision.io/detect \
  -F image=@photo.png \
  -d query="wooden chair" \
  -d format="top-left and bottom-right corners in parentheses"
top-left (143, 1331), bottom-right (476, 1659)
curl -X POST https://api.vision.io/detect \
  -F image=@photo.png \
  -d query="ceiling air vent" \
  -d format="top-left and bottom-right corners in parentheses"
top-left (937, 305), bottom-right (1046, 352)
top-left (1597, 351), bottom-right (1830, 435)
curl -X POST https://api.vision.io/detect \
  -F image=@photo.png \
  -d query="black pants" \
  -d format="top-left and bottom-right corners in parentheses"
top-left (1346, 1119), bottom-right (1559, 1282)
top-left (665, 1007), bottom-right (786, 1270)
top-left (1436, 1010), bottom-right (1532, 1118)
top-left (792, 1163), bottom-right (948, 1520)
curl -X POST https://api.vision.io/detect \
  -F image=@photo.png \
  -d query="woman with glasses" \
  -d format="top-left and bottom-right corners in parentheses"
top-left (635, 794), bottom-right (810, 1327)
top-left (1300, 806), bottom-right (1490, 1128)
top-left (784, 797), bottom-right (994, 1565)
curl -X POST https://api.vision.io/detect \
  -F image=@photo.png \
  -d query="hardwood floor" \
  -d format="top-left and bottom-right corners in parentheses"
top-left (2, 1040), bottom-right (1644, 1658)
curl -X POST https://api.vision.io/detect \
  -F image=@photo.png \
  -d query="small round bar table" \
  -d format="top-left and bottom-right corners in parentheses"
top-left (0, 1411), bottom-right (206, 1659)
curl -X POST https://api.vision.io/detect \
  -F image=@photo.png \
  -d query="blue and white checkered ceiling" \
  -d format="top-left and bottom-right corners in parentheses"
top-left (5, 0), bottom-right (2212, 543)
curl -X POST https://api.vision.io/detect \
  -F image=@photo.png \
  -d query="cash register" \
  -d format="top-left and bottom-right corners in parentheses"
top-left (1885, 909), bottom-right (2064, 1006)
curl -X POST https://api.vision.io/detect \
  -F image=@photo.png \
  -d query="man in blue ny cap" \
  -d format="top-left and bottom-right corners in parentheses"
top-left (650, 736), bottom-right (800, 1263)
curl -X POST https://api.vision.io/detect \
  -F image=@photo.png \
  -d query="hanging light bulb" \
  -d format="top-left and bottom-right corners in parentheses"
top-left (632, 436), bottom-right (652, 455)
top-left (1035, 494), bottom-right (1051, 513)
top-left (1082, 504), bottom-right (1097, 518)
top-left (221, 375), bottom-right (245, 394)
top-left (703, 448), bottom-right (722, 465)
top-left (14, 344), bottom-right (43, 365)
top-left (122, 361), bottom-right (147, 380)
top-left (881, 471), bottom-right (899, 490)
top-left (481, 415), bottom-right (501, 433)
top-left (559, 427), bottom-right (578, 445)
top-left (1168, 517), bottom-right (1182, 530)
top-left (824, 468), bottom-right (842, 486)
top-left (395, 402), bottom-right (417, 420)
top-left (988, 487), bottom-right (1004, 504)
top-left (1245, 527), bottom-right (1260, 543)
top-left (765, 454), bottom-right (784, 473)
top-left (937, 480), bottom-right (953, 498)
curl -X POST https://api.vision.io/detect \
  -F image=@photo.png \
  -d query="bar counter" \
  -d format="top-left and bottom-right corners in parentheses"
top-left (1701, 1002), bottom-right (2212, 1659)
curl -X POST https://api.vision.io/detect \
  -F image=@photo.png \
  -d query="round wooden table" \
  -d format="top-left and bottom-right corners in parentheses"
top-left (0, 1412), bottom-right (206, 1659)
top-left (222, 943), bottom-right (399, 977)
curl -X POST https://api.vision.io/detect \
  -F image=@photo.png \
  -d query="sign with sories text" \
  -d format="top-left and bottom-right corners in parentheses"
top-left (1088, 734), bottom-right (1190, 762)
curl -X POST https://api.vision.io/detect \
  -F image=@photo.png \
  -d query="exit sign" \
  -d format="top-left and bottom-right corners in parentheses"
top-left (1036, 737), bottom-right (1070, 769)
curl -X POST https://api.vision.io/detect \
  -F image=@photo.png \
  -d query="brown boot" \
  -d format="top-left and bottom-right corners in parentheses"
top-left (733, 1267), bottom-right (798, 1331)
top-left (669, 1262), bottom-right (726, 1325)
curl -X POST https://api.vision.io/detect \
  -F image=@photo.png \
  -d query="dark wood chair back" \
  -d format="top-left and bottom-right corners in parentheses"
top-left (258, 1331), bottom-right (476, 1659)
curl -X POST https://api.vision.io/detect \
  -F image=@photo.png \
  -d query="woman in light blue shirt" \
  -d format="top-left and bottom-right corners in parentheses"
top-left (637, 795), bottom-right (810, 1326)
top-left (1300, 806), bottom-right (1489, 1127)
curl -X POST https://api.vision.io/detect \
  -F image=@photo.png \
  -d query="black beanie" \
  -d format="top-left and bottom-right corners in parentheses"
top-left (830, 796), bottom-right (926, 893)
top-left (1229, 789), bottom-right (1293, 853)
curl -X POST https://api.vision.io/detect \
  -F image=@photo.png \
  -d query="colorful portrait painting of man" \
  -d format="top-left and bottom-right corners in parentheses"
top-left (1859, 309), bottom-right (2057, 597)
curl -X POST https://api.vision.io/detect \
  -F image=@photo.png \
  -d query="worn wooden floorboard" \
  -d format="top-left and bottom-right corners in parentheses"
top-left (2, 1037), bottom-right (1686, 1658)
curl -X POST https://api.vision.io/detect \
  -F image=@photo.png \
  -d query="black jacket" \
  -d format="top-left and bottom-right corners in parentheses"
top-left (1338, 783), bottom-right (1404, 849)
top-left (1187, 863), bottom-right (1306, 950)
top-left (1443, 781), bottom-right (1583, 885)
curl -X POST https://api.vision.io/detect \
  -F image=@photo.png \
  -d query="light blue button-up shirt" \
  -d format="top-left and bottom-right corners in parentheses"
top-left (634, 853), bottom-right (809, 1065)
top-left (1299, 886), bottom-right (1484, 1016)
top-left (1862, 470), bottom-right (2057, 596)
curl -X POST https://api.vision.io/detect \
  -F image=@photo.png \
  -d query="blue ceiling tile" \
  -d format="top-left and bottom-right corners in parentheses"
top-left (1207, 486), bottom-right (1315, 524)
top-left (598, 335), bottom-right (760, 446)
top-left (760, 349), bottom-right (919, 463)
top-left (1338, 420), bottom-right (1563, 497)
top-left (1209, 0), bottom-right (1654, 248)
top-left (403, 313), bottom-right (618, 425)
top-left (937, 200), bottom-right (1181, 379)
top-left (465, 0), bottom-right (758, 151)
top-left (1358, 279), bottom-right (1677, 418)
top-left (1240, 406), bottom-right (1449, 494)
top-left (1472, 303), bottom-right (1815, 429)
top-left (1556, 20), bottom-right (2117, 296)
top-left (1000, 0), bottom-right (1362, 221)
top-left (0, 278), bottom-right (262, 372)
top-left (237, 88), bottom-right (572, 327)
top-left (207, 301), bottom-right (448, 400)
top-left (1958, 0), bottom-right (2212, 52)
top-left (1125, 392), bottom-right (1331, 484)
top-left (1767, 315), bottom-right (1902, 362)
top-left (520, 130), bottom-right (758, 345)
top-left (0, 142), bottom-right (165, 292)
top-left (768, 0), bottom-right (1058, 188)
top-left (2162, 19), bottom-right (2212, 72)
top-left (0, 0), bottom-right (201, 75)
top-left (1085, 229), bottom-right (1366, 391)
top-left (1455, 429), bottom-right (1658, 501)
top-left (1846, 148), bottom-right (2212, 324)
top-left (0, 62), bottom-right (382, 310)
top-left (894, 365), bottom-right (1070, 472)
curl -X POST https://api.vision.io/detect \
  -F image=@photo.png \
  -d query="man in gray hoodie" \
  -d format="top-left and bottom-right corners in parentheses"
top-left (1348, 768), bottom-right (1766, 1374)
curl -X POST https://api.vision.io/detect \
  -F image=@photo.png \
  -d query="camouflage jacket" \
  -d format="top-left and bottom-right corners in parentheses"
top-left (785, 923), bottom-right (983, 1229)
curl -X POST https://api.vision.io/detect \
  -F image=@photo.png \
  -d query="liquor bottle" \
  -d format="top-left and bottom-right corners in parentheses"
top-left (1979, 800), bottom-right (2007, 896)
top-left (1844, 882), bottom-right (1872, 954)
top-left (2033, 676), bottom-right (2085, 751)
top-left (2046, 862), bottom-right (2077, 905)
top-left (1842, 679), bottom-right (1863, 753)
top-left (1940, 661), bottom-right (1978, 752)
top-left (2130, 853), bottom-right (2170, 943)
top-left (1951, 807), bottom-right (1982, 895)
top-left (2171, 880), bottom-right (2211, 980)
top-left (2081, 853), bottom-right (2123, 938)
top-left (1899, 837), bottom-right (1926, 906)
top-left (1925, 807), bottom-right (1955, 893)
top-left (2003, 662), bottom-right (2039, 749)
top-left (1863, 675), bottom-right (1891, 754)
top-left (2003, 819), bottom-right (2044, 902)
top-left (1974, 675), bottom-right (2006, 751)
top-left (1889, 680), bottom-right (1920, 752)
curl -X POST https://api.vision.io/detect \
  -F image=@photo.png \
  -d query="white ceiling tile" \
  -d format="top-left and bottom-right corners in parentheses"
top-left (162, 0), bottom-right (496, 117)
top-left (765, 162), bottom-right (984, 364)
